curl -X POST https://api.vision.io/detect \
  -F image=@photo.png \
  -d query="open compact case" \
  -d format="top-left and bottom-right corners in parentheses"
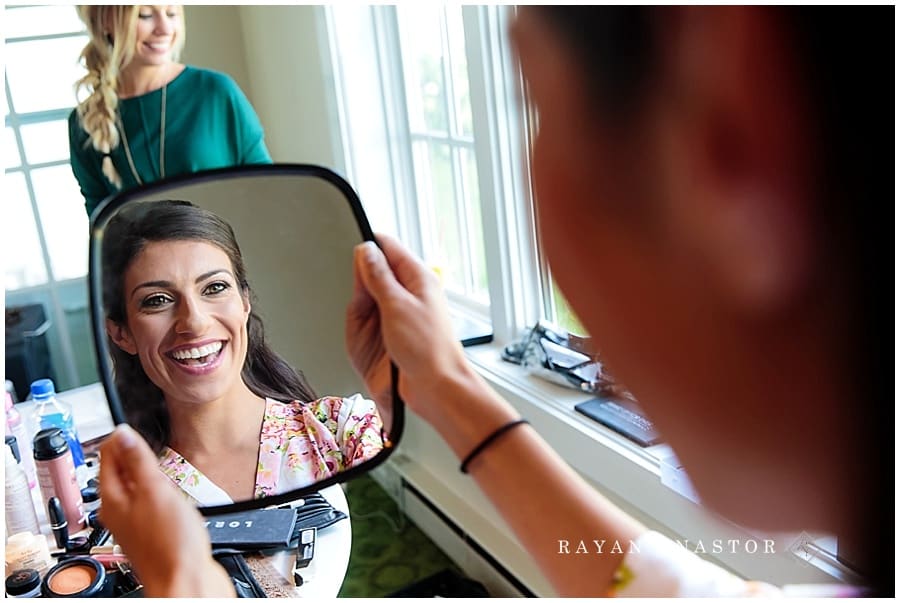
top-left (15, 437), bottom-right (144, 598)
top-left (40, 555), bottom-right (139, 598)
top-left (5, 451), bottom-right (145, 598)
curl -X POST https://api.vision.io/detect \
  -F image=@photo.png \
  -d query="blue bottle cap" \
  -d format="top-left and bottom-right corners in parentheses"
top-left (29, 378), bottom-right (55, 399)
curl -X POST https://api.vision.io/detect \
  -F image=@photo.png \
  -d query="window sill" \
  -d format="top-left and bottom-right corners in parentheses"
top-left (463, 340), bottom-right (672, 481)
top-left (459, 340), bottom-right (858, 587)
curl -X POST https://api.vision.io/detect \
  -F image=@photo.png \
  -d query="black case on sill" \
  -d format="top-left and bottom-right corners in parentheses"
top-left (575, 397), bottom-right (662, 447)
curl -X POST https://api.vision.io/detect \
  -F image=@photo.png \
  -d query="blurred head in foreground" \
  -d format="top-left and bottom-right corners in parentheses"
top-left (512, 6), bottom-right (892, 592)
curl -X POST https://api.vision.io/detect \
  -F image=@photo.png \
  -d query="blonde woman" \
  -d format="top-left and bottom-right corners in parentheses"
top-left (68, 5), bottom-right (271, 216)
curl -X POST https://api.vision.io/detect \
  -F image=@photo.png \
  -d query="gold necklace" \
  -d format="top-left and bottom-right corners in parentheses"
top-left (117, 83), bottom-right (167, 185)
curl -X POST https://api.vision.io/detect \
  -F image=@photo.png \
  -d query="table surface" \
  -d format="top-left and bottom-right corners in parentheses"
top-left (14, 382), bottom-right (352, 598)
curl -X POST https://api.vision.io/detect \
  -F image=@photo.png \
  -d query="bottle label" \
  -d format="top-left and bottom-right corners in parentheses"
top-left (5, 540), bottom-right (52, 577)
top-left (5, 464), bottom-right (40, 536)
top-left (35, 458), bottom-right (85, 530)
top-left (35, 461), bottom-right (59, 510)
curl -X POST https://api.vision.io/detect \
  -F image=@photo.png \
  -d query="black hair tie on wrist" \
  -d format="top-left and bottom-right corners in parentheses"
top-left (460, 419), bottom-right (529, 474)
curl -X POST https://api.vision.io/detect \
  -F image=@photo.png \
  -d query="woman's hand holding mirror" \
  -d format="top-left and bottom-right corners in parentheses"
top-left (346, 235), bottom-right (479, 428)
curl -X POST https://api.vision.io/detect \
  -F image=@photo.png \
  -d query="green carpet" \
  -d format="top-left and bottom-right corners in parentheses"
top-left (338, 475), bottom-right (460, 597)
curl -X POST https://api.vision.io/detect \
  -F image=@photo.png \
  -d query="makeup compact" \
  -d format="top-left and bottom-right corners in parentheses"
top-left (6, 568), bottom-right (41, 598)
top-left (41, 557), bottom-right (113, 598)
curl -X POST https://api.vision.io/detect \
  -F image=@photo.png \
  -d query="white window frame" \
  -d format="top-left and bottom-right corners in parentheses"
top-left (328, 5), bottom-right (545, 342)
top-left (461, 5), bottom-right (544, 342)
top-left (5, 15), bottom-right (91, 390)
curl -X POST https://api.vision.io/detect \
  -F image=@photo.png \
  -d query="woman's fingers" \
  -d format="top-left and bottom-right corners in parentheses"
top-left (355, 240), bottom-right (413, 308)
top-left (98, 425), bottom-right (150, 510)
top-left (98, 425), bottom-right (235, 597)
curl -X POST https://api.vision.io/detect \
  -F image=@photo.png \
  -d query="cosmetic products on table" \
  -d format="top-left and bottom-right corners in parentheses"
top-left (3, 384), bottom-right (147, 599)
top-left (5, 516), bottom-right (141, 597)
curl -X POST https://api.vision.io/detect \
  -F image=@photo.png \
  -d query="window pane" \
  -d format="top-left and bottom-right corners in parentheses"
top-left (446, 7), bottom-right (473, 139)
top-left (397, 5), bottom-right (448, 134)
top-left (5, 127), bottom-right (22, 170)
top-left (4, 173), bottom-right (48, 289)
top-left (461, 147), bottom-right (488, 301)
top-left (6, 36), bottom-right (88, 113)
top-left (31, 165), bottom-right (89, 281)
top-left (552, 282), bottom-right (587, 335)
top-left (20, 120), bottom-right (70, 165)
top-left (412, 140), bottom-right (466, 292)
top-left (5, 5), bottom-right (85, 39)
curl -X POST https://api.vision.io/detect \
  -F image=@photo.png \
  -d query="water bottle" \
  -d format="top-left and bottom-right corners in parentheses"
top-left (6, 392), bottom-right (36, 488)
top-left (27, 379), bottom-right (86, 474)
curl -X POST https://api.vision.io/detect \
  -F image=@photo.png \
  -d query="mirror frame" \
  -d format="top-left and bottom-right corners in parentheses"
top-left (88, 163), bottom-right (404, 516)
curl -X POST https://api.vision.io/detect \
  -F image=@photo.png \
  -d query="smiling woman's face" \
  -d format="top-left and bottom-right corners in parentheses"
top-left (131, 5), bottom-right (183, 68)
top-left (111, 239), bottom-right (250, 407)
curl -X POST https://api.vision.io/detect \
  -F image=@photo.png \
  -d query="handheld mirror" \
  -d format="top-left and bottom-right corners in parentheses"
top-left (88, 164), bottom-right (403, 515)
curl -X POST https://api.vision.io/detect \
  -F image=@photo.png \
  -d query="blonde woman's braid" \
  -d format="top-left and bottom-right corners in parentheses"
top-left (73, 5), bottom-right (138, 189)
top-left (76, 43), bottom-right (121, 187)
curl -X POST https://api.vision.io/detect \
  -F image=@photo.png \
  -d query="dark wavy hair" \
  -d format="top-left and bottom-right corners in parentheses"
top-left (538, 6), bottom-right (893, 594)
top-left (102, 199), bottom-right (317, 452)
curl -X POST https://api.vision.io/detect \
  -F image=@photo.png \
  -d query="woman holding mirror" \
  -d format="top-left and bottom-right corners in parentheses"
top-left (99, 5), bottom-right (890, 598)
top-left (102, 200), bottom-right (387, 505)
top-left (69, 5), bottom-right (272, 217)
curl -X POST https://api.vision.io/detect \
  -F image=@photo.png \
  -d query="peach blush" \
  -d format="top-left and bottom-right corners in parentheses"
top-left (48, 565), bottom-right (95, 595)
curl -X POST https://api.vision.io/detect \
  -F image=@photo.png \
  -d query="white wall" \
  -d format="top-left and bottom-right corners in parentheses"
top-left (181, 5), bottom-right (342, 170)
top-left (238, 6), bottom-right (343, 169)
top-left (181, 5), bottom-right (251, 94)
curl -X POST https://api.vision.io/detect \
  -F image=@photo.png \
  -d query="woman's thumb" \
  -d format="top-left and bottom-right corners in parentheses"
top-left (355, 241), bottom-right (401, 305)
top-left (105, 424), bottom-right (159, 483)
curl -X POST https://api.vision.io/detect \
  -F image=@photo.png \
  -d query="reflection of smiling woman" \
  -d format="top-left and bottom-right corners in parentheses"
top-left (102, 200), bottom-right (385, 504)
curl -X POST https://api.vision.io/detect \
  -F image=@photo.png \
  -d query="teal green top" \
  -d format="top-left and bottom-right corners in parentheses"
top-left (68, 66), bottom-right (272, 216)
